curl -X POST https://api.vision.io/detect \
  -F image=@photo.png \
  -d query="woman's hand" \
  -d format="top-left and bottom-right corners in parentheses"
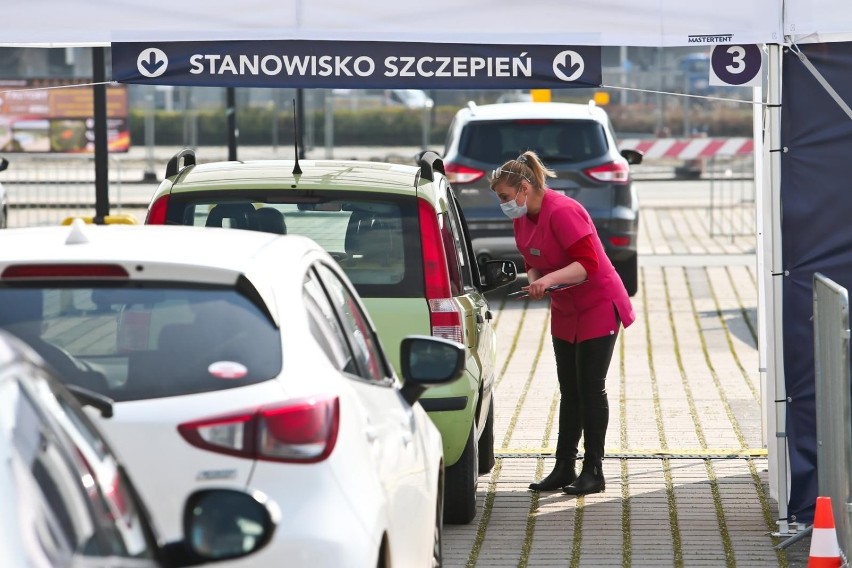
top-left (524, 275), bottom-right (555, 300)
top-left (523, 268), bottom-right (545, 300)
top-left (522, 262), bottom-right (587, 300)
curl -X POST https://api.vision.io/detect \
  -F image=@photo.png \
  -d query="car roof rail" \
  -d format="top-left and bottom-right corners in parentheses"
top-left (165, 148), bottom-right (197, 179)
top-left (418, 151), bottom-right (445, 183)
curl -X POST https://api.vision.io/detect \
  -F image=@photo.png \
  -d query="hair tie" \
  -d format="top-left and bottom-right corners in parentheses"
top-left (517, 155), bottom-right (527, 164)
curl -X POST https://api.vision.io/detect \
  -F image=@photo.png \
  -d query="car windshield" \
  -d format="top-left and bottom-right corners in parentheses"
top-left (459, 119), bottom-right (609, 164)
top-left (0, 285), bottom-right (282, 402)
top-left (165, 192), bottom-right (424, 298)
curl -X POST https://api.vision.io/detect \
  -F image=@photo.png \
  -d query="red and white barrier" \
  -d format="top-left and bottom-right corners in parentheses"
top-left (619, 137), bottom-right (754, 159)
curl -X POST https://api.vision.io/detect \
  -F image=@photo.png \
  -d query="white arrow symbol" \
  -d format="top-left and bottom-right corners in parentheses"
top-left (553, 50), bottom-right (585, 82)
top-left (137, 48), bottom-right (169, 78)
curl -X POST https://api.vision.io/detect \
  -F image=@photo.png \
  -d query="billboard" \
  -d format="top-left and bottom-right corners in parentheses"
top-left (0, 79), bottom-right (129, 153)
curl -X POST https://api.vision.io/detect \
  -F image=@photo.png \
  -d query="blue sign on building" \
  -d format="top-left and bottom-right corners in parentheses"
top-left (112, 40), bottom-right (601, 89)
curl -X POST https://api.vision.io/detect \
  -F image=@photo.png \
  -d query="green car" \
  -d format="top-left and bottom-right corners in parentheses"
top-left (146, 149), bottom-right (517, 524)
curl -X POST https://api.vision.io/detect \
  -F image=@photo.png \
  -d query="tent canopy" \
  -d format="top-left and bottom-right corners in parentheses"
top-left (5, 2), bottom-right (852, 48)
top-left (2, 0), bottom-right (789, 47)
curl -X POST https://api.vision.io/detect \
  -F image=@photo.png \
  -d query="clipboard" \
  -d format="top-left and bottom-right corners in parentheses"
top-left (507, 281), bottom-right (586, 299)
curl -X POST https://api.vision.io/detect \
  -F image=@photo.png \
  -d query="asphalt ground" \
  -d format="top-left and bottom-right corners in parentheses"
top-left (4, 147), bottom-right (812, 566)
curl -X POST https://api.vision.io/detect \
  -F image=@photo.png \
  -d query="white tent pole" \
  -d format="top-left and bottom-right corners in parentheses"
top-left (765, 42), bottom-right (793, 535)
top-left (754, 79), bottom-right (767, 449)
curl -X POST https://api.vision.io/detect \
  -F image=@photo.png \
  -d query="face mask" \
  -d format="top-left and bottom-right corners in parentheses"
top-left (500, 200), bottom-right (528, 219)
top-left (500, 188), bottom-right (527, 219)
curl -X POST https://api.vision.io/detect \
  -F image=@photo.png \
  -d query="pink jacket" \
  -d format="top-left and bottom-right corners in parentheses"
top-left (513, 189), bottom-right (635, 342)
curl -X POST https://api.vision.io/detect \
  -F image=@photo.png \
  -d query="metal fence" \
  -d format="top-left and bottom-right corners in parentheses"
top-left (706, 154), bottom-right (755, 241)
top-left (813, 272), bottom-right (852, 563)
top-left (2, 146), bottom-right (760, 229)
top-left (5, 154), bottom-right (154, 228)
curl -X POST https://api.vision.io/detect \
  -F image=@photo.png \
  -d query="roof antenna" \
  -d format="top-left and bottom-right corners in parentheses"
top-left (292, 98), bottom-right (302, 175)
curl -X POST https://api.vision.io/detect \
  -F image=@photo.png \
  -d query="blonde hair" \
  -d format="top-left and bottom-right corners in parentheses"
top-left (489, 150), bottom-right (556, 191)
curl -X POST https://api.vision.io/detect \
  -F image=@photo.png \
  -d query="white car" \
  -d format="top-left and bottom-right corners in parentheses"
top-left (0, 328), bottom-right (280, 567)
top-left (0, 220), bottom-right (464, 568)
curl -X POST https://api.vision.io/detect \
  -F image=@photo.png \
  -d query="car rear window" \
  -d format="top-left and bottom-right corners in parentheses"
top-left (0, 285), bottom-right (282, 402)
top-left (165, 191), bottom-right (424, 298)
top-left (459, 119), bottom-right (609, 164)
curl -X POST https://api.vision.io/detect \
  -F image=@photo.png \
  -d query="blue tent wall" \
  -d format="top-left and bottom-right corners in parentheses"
top-left (781, 41), bottom-right (852, 523)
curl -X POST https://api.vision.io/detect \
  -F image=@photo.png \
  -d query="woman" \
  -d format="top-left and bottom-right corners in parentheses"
top-left (490, 151), bottom-right (635, 495)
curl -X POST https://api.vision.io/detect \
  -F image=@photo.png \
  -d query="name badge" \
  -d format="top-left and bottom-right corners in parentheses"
top-left (530, 248), bottom-right (541, 256)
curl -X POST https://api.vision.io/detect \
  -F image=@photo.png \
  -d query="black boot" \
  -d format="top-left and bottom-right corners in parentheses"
top-left (562, 459), bottom-right (605, 495)
top-left (529, 458), bottom-right (576, 492)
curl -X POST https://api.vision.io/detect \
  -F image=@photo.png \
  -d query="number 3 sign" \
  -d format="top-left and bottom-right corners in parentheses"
top-left (709, 44), bottom-right (763, 87)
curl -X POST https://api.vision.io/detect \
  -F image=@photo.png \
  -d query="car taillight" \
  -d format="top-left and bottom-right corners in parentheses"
top-left (104, 470), bottom-right (132, 525)
top-left (583, 160), bottom-right (630, 184)
top-left (418, 199), bottom-right (463, 344)
top-left (145, 194), bottom-right (170, 224)
top-left (177, 396), bottom-right (340, 464)
top-left (1, 264), bottom-right (129, 279)
top-left (444, 162), bottom-right (485, 185)
top-left (609, 236), bottom-right (631, 247)
top-left (428, 299), bottom-right (464, 343)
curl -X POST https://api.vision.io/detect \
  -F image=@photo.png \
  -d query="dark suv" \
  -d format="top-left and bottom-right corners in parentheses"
top-left (440, 101), bottom-right (643, 295)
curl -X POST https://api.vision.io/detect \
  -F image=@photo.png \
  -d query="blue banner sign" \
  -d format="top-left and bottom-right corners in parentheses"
top-left (112, 40), bottom-right (601, 89)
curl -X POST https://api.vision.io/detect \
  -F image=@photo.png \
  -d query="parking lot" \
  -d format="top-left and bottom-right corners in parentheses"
top-left (3, 154), bottom-right (811, 566)
top-left (442, 183), bottom-right (811, 567)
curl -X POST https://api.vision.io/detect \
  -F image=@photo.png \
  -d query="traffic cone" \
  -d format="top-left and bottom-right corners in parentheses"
top-left (808, 496), bottom-right (842, 568)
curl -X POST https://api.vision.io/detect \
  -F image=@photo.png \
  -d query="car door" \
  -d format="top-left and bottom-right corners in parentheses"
top-left (309, 262), bottom-right (433, 564)
top-left (445, 189), bottom-right (496, 407)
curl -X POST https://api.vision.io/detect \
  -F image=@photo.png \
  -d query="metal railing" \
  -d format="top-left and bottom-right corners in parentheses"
top-left (4, 154), bottom-right (154, 227)
top-left (813, 272), bottom-right (852, 563)
top-left (3, 147), bottom-right (760, 229)
top-left (707, 154), bottom-right (755, 241)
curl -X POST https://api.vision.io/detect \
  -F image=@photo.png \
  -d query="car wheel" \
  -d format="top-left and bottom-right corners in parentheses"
top-left (443, 423), bottom-right (478, 524)
top-left (614, 253), bottom-right (638, 297)
top-left (432, 471), bottom-right (444, 568)
top-left (477, 397), bottom-right (495, 474)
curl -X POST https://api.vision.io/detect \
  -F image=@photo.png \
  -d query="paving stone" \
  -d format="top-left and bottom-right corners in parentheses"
top-left (443, 197), bottom-right (815, 567)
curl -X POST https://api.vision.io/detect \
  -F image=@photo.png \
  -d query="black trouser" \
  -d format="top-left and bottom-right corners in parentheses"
top-left (552, 329), bottom-right (618, 462)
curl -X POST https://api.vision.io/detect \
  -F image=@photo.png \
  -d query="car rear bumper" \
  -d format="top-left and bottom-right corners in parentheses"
top-left (420, 396), bottom-right (468, 412)
top-left (243, 520), bottom-right (377, 568)
top-left (249, 496), bottom-right (377, 568)
top-left (421, 368), bottom-right (480, 465)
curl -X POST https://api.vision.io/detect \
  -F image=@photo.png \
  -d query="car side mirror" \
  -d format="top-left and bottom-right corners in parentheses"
top-left (621, 149), bottom-right (643, 165)
top-left (399, 335), bottom-right (466, 406)
top-left (161, 489), bottom-right (279, 566)
top-left (480, 259), bottom-right (517, 293)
